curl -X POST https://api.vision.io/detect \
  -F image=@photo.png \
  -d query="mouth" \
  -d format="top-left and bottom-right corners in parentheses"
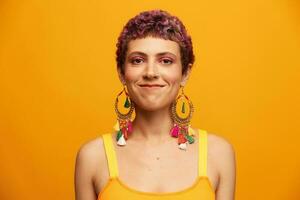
top-left (138, 84), bottom-right (166, 88)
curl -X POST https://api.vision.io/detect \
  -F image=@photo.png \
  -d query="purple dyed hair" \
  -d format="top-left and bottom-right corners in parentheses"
top-left (116, 9), bottom-right (195, 75)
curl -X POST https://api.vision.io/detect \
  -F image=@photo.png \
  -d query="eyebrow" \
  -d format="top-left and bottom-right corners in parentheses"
top-left (127, 51), bottom-right (177, 57)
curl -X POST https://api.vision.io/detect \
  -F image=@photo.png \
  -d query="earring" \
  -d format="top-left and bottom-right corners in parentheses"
top-left (114, 85), bottom-right (134, 146)
top-left (170, 86), bottom-right (195, 150)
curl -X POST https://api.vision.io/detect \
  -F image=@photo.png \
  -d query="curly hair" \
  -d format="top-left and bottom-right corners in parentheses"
top-left (116, 9), bottom-right (195, 75)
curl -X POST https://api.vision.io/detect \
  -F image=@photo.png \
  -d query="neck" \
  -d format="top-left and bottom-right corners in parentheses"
top-left (131, 105), bottom-right (174, 145)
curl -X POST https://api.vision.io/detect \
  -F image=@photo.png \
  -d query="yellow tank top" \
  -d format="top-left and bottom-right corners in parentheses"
top-left (98, 129), bottom-right (215, 200)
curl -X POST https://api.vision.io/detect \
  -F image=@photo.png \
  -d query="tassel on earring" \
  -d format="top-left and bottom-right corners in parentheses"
top-left (170, 86), bottom-right (195, 150)
top-left (114, 86), bottom-right (134, 146)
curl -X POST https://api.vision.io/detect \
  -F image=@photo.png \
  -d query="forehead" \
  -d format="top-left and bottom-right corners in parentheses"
top-left (126, 36), bottom-right (180, 56)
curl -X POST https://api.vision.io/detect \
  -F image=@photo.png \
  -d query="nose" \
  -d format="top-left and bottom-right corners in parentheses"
top-left (143, 59), bottom-right (159, 79)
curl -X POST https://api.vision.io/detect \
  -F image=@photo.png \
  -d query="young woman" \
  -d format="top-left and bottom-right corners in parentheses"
top-left (75, 9), bottom-right (236, 200)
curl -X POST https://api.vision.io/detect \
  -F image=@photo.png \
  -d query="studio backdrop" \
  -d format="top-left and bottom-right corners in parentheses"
top-left (0, 0), bottom-right (299, 199)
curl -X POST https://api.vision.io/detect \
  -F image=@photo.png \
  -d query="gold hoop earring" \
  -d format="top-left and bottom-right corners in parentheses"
top-left (170, 86), bottom-right (195, 150)
top-left (114, 85), bottom-right (134, 146)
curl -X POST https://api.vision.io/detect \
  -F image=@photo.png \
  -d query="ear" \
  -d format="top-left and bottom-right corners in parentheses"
top-left (117, 67), bottom-right (126, 85)
top-left (180, 63), bottom-right (192, 86)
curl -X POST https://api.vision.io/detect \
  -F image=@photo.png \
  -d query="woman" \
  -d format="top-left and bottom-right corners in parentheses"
top-left (75, 9), bottom-right (236, 200)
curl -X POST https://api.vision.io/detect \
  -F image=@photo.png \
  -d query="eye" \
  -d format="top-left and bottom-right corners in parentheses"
top-left (130, 57), bottom-right (144, 65)
top-left (160, 58), bottom-right (173, 65)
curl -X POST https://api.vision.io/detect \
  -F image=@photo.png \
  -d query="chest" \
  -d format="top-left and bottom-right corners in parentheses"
top-left (113, 142), bottom-right (199, 192)
top-left (95, 135), bottom-right (218, 195)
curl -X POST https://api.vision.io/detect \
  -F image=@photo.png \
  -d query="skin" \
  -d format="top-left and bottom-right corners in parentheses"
top-left (74, 36), bottom-right (236, 200)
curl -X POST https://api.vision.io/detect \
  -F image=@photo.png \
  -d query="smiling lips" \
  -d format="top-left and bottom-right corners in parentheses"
top-left (138, 84), bottom-right (165, 88)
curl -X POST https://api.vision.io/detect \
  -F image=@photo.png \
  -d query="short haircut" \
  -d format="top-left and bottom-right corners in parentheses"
top-left (116, 9), bottom-right (195, 75)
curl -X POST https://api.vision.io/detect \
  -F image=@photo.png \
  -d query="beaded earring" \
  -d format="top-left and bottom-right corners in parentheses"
top-left (170, 86), bottom-right (195, 150)
top-left (114, 85), bottom-right (134, 146)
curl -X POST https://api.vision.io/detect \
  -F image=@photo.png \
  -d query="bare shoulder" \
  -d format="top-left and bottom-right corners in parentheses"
top-left (207, 132), bottom-right (236, 157)
top-left (76, 136), bottom-right (105, 168)
top-left (207, 132), bottom-right (236, 170)
top-left (74, 136), bottom-right (106, 200)
top-left (75, 136), bottom-right (105, 187)
top-left (207, 132), bottom-right (236, 198)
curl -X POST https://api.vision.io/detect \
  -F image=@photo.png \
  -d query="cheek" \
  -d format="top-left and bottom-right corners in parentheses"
top-left (123, 67), bottom-right (141, 82)
top-left (162, 67), bottom-right (183, 84)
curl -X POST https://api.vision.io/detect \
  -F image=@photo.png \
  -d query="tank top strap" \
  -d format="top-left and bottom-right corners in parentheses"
top-left (198, 129), bottom-right (208, 177)
top-left (102, 133), bottom-right (119, 178)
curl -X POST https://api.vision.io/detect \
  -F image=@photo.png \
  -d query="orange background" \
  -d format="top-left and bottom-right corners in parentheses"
top-left (0, 0), bottom-right (299, 199)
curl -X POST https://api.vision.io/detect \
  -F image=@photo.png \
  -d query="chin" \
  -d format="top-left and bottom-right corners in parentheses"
top-left (135, 100), bottom-right (171, 112)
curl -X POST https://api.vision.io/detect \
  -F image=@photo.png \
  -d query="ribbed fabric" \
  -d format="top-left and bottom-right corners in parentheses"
top-left (98, 129), bottom-right (215, 200)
